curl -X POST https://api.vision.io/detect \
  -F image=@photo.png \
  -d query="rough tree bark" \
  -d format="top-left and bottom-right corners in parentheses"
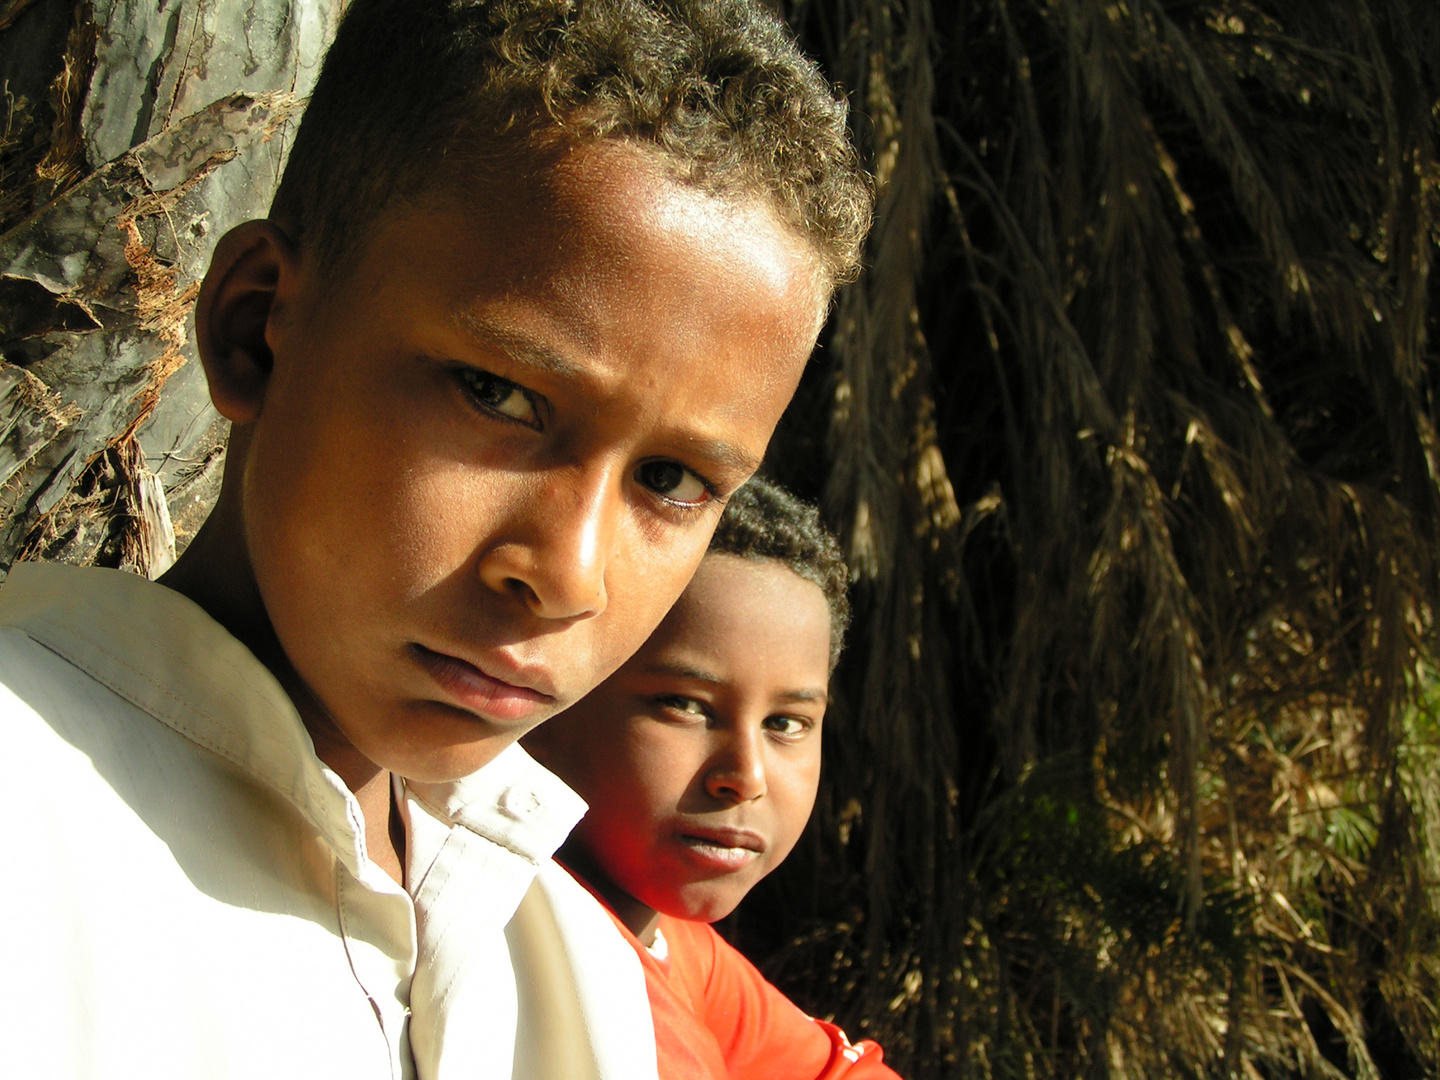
top-left (0, 0), bottom-right (343, 578)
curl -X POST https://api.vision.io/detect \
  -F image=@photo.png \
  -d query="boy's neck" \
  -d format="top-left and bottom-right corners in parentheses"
top-left (159, 476), bottom-right (407, 888)
top-left (558, 838), bottom-right (661, 945)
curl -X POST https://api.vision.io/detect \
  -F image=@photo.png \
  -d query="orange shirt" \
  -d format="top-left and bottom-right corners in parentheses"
top-left (603, 905), bottom-right (900, 1080)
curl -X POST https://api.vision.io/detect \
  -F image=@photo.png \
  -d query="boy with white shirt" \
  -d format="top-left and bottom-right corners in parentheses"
top-left (0, 1), bottom-right (870, 1077)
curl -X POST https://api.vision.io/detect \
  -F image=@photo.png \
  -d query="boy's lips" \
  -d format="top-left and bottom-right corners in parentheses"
top-left (409, 643), bottom-right (555, 723)
top-left (674, 825), bottom-right (766, 873)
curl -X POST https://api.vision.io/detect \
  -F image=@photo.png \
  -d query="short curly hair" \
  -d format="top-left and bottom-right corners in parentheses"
top-left (709, 476), bottom-right (850, 670)
top-left (271, 0), bottom-right (871, 288)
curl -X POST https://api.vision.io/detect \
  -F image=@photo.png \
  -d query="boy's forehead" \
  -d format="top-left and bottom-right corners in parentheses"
top-left (555, 143), bottom-right (821, 287)
top-left (413, 140), bottom-right (828, 321)
top-left (322, 141), bottom-right (825, 423)
top-left (640, 556), bottom-right (832, 663)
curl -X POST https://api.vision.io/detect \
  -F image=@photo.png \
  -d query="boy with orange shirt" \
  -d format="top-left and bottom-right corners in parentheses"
top-left (527, 478), bottom-right (901, 1079)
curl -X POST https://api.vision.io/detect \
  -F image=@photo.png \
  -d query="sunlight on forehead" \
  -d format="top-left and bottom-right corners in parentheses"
top-left (644, 180), bottom-right (825, 319)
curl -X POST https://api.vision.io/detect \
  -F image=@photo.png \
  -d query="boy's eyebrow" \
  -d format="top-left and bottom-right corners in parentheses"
top-left (456, 313), bottom-right (586, 377)
top-left (641, 660), bottom-right (723, 684)
top-left (641, 661), bottom-right (829, 705)
top-left (674, 437), bottom-right (763, 480)
top-left (775, 688), bottom-right (828, 704)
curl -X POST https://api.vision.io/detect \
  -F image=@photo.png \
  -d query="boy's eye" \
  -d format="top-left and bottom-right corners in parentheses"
top-left (657, 694), bottom-right (709, 719)
top-left (457, 368), bottom-right (540, 428)
top-left (634, 460), bottom-right (712, 506)
top-left (764, 715), bottom-right (811, 739)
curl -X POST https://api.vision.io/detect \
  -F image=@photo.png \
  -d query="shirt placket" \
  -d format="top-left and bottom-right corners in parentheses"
top-left (335, 865), bottom-right (420, 1080)
top-left (312, 780), bottom-right (421, 1080)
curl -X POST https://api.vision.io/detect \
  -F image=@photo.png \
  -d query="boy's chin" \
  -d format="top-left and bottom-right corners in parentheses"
top-left (346, 712), bottom-right (548, 784)
top-left (659, 882), bottom-right (749, 926)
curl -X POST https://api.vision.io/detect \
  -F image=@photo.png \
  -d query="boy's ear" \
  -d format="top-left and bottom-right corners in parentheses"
top-left (194, 220), bottom-right (301, 425)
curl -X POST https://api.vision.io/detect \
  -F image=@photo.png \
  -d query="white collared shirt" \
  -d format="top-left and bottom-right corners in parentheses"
top-left (0, 562), bottom-right (658, 1080)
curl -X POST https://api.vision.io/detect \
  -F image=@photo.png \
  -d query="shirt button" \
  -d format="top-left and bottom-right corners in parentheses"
top-left (500, 788), bottom-right (542, 817)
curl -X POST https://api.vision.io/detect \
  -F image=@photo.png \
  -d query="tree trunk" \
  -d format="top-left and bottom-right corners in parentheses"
top-left (0, 0), bottom-right (343, 578)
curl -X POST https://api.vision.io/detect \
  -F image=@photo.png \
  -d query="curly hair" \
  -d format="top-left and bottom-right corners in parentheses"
top-left (271, 0), bottom-right (871, 288)
top-left (709, 476), bottom-right (850, 670)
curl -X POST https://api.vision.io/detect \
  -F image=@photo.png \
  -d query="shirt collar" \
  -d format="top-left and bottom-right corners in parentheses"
top-left (0, 562), bottom-right (584, 872)
top-left (408, 743), bottom-right (587, 866)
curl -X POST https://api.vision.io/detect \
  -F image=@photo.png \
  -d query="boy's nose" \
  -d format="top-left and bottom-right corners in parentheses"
top-left (703, 730), bottom-right (767, 804)
top-left (477, 469), bottom-right (616, 620)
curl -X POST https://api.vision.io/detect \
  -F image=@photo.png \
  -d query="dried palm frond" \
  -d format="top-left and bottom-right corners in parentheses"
top-left (744, 1), bottom-right (1440, 1076)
